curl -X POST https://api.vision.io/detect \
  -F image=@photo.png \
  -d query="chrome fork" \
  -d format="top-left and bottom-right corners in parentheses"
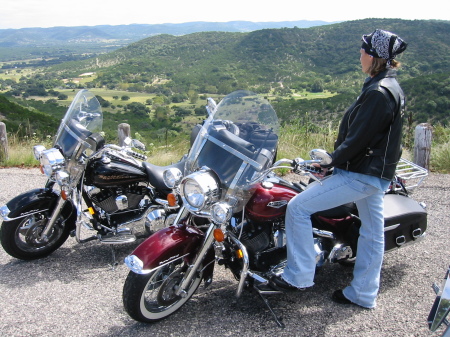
top-left (176, 221), bottom-right (216, 297)
top-left (39, 196), bottom-right (66, 241)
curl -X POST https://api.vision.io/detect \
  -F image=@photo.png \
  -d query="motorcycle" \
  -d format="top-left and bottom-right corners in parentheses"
top-left (0, 89), bottom-right (185, 264)
top-left (428, 265), bottom-right (450, 336)
top-left (121, 90), bottom-right (428, 327)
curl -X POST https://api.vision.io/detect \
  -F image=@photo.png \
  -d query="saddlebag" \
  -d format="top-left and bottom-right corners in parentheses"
top-left (383, 194), bottom-right (427, 251)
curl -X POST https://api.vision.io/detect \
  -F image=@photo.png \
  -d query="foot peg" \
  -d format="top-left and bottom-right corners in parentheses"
top-left (99, 231), bottom-right (136, 244)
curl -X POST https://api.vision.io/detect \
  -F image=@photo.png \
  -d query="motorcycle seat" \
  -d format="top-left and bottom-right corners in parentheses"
top-left (314, 202), bottom-right (356, 218)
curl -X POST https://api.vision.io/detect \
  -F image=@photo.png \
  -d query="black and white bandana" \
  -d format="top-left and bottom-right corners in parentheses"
top-left (361, 29), bottom-right (407, 64)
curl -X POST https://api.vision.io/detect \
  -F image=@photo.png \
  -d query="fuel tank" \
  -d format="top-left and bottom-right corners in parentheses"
top-left (245, 182), bottom-right (297, 222)
top-left (85, 154), bottom-right (147, 188)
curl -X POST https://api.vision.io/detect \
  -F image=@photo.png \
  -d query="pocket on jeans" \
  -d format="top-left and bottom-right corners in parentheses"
top-left (352, 179), bottom-right (378, 194)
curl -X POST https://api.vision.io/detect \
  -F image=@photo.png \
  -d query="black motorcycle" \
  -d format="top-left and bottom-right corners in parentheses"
top-left (0, 89), bottom-right (184, 263)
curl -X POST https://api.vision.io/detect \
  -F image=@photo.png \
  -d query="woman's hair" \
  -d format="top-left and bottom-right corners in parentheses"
top-left (368, 58), bottom-right (401, 76)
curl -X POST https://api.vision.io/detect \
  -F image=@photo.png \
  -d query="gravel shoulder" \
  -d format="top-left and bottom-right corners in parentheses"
top-left (0, 167), bottom-right (448, 337)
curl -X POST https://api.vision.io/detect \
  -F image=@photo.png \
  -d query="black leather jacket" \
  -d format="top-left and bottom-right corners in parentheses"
top-left (328, 69), bottom-right (404, 181)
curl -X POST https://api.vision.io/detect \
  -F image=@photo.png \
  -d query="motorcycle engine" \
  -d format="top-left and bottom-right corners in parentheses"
top-left (234, 220), bottom-right (271, 254)
top-left (87, 183), bottom-right (149, 214)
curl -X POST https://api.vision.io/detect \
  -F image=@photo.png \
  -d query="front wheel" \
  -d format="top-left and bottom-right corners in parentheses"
top-left (123, 259), bottom-right (203, 323)
top-left (0, 207), bottom-right (72, 260)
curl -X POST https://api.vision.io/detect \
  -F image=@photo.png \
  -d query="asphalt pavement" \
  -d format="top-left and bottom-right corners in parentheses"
top-left (0, 167), bottom-right (448, 337)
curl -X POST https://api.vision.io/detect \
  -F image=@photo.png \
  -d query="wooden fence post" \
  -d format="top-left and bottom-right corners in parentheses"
top-left (118, 123), bottom-right (130, 146)
top-left (0, 122), bottom-right (8, 161)
top-left (413, 123), bottom-right (433, 170)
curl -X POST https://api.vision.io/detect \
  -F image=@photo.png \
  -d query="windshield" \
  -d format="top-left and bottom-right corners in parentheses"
top-left (186, 90), bottom-right (279, 213)
top-left (54, 89), bottom-right (102, 159)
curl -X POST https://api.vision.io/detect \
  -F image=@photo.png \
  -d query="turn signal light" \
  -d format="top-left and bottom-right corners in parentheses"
top-left (88, 207), bottom-right (95, 215)
top-left (167, 193), bottom-right (177, 207)
top-left (236, 249), bottom-right (244, 259)
top-left (61, 190), bottom-right (68, 200)
top-left (213, 228), bottom-right (225, 242)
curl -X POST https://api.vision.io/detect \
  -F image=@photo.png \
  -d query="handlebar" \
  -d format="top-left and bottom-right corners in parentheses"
top-left (261, 158), bottom-right (326, 185)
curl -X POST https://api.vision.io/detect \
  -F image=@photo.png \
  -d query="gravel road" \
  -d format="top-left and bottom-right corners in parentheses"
top-left (0, 167), bottom-right (448, 337)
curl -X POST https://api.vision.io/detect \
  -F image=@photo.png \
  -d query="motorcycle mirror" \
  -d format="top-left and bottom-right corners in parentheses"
top-left (132, 139), bottom-right (146, 151)
top-left (309, 149), bottom-right (332, 166)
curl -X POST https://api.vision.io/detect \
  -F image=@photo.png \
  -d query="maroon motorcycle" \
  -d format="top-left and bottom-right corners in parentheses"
top-left (122, 90), bottom-right (428, 327)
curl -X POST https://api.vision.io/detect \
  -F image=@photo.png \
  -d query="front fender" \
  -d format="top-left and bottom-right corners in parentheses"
top-left (1, 188), bottom-right (75, 230)
top-left (126, 224), bottom-right (214, 275)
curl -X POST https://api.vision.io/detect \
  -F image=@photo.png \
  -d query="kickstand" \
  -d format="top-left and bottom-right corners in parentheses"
top-left (108, 245), bottom-right (119, 270)
top-left (256, 290), bottom-right (285, 328)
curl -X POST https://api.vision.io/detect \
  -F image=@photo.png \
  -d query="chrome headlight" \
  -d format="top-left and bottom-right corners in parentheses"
top-left (211, 202), bottom-right (232, 224)
top-left (40, 148), bottom-right (65, 178)
top-left (163, 167), bottom-right (183, 189)
top-left (55, 170), bottom-right (70, 186)
top-left (33, 145), bottom-right (46, 160)
top-left (181, 169), bottom-right (220, 212)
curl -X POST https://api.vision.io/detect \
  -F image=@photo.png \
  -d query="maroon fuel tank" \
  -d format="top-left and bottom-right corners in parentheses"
top-left (245, 182), bottom-right (298, 222)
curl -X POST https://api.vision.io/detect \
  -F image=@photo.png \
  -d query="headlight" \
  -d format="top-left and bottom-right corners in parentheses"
top-left (40, 148), bottom-right (65, 178)
top-left (55, 170), bottom-right (70, 186)
top-left (33, 145), bottom-right (46, 160)
top-left (181, 169), bottom-right (220, 212)
top-left (163, 167), bottom-right (183, 188)
top-left (211, 202), bottom-right (232, 224)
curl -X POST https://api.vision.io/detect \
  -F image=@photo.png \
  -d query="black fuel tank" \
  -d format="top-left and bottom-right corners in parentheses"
top-left (85, 155), bottom-right (147, 188)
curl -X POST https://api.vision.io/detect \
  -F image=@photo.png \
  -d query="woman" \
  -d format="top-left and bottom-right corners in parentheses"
top-left (271, 29), bottom-right (408, 309)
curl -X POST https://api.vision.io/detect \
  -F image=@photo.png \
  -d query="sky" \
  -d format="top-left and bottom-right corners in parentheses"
top-left (1, 0), bottom-right (448, 29)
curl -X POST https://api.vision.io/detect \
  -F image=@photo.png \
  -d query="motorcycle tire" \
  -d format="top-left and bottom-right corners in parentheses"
top-left (0, 206), bottom-right (72, 260)
top-left (123, 259), bottom-right (203, 323)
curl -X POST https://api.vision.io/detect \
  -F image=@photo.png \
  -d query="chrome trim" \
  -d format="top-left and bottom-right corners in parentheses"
top-left (176, 224), bottom-right (216, 296)
top-left (384, 223), bottom-right (401, 232)
top-left (313, 228), bottom-right (335, 239)
top-left (229, 162), bottom-right (249, 190)
top-left (429, 266), bottom-right (450, 332)
top-left (0, 205), bottom-right (11, 221)
top-left (0, 205), bottom-right (49, 221)
top-left (228, 232), bottom-right (250, 298)
top-left (124, 253), bottom-right (190, 275)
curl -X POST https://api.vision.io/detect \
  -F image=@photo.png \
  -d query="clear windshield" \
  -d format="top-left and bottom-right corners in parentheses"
top-left (186, 90), bottom-right (279, 212)
top-left (54, 89), bottom-right (102, 159)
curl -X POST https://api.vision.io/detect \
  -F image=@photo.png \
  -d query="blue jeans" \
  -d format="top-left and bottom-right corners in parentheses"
top-left (282, 169), bottom-right (390, 308)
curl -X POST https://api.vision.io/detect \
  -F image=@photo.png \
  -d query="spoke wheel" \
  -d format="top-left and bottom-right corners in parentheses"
top-left (123, 260), bottom-right (203, 323)
top-left (1, 210), bottom-right (71, 260)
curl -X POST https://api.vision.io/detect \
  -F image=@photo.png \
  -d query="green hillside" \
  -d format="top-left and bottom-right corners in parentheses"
top-left (47, 18), bottom-right (449, 125)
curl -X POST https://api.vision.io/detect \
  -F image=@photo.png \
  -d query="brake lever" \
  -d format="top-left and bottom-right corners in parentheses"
top-left (293, 159), bottom-right (324, 185)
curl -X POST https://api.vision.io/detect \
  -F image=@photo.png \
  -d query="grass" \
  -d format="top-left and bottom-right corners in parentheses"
top-left (3, 123), bottom-right (438, 172)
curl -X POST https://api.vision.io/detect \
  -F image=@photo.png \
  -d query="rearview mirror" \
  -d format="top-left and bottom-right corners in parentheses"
top-left (309, 149), bottom-right (332, 166)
